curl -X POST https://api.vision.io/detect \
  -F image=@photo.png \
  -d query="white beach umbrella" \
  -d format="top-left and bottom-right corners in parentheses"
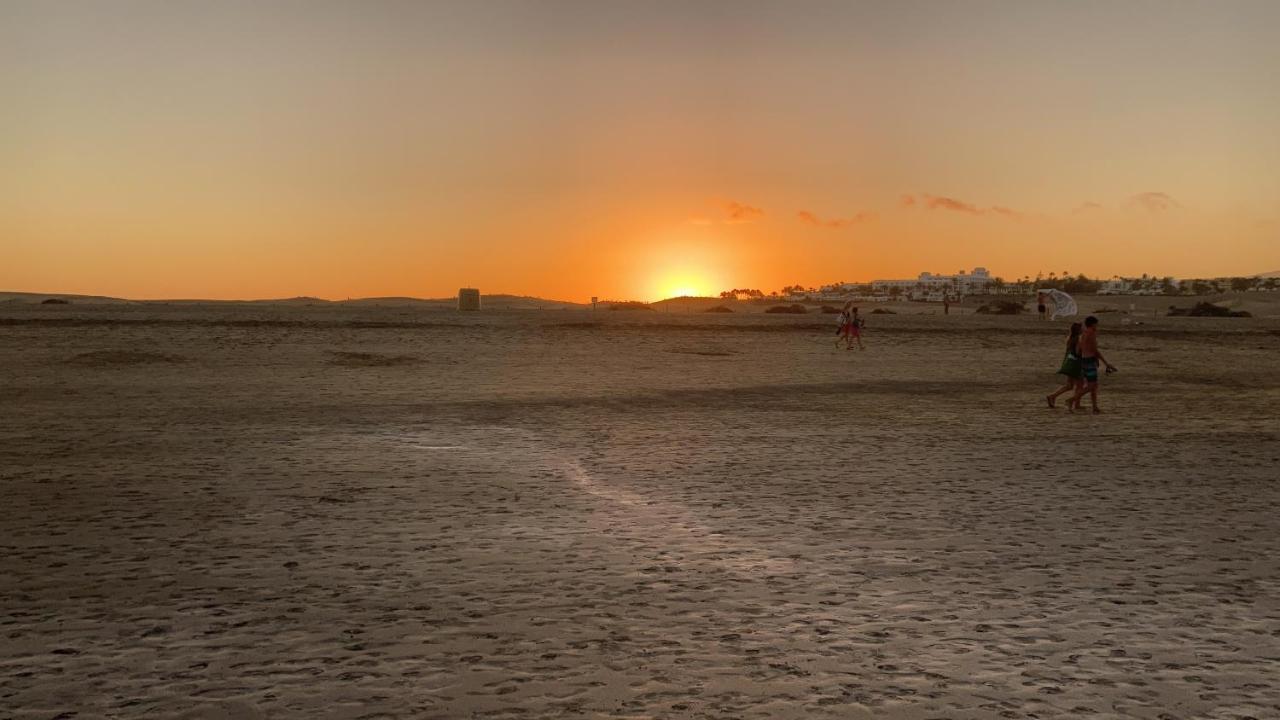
top-left (1038, 288), bottom-right (1078, 319)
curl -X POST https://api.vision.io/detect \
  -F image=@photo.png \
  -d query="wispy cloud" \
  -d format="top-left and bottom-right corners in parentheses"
top-left (797, 210), bottom-right (876, 229)
top-left (1072, 201), bottom-right (1104, 214)
top-left (901, 193), bottom-right (1022, 219)
top-left (688, 199), bottom-right (765, 226)
top-left (921, 194), bottom-right (983, 214)
top-left (1128, 192), bottom-right (1180, 212)
top-left (989, 206), bottom-right (1024, 220)
top-left (723, 200), bottom-right (765, 223)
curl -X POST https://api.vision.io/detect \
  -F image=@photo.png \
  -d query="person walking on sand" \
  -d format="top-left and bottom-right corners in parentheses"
top-left (1068, 316), bottom-right (1116, 413)
top-left (1046, 322), bottom-right (1084, 408)
top-left (845, 306), bottom-right (864, 350)
top-left (834, 301), bottom-right (851, 348)
top-left (1037, 291), bottom-right (1048, 320)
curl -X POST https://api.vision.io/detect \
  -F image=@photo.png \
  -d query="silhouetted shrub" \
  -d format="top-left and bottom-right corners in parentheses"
top-left (765, 304), bottom-right (808, 314)
top-left (41, 298), bottom-right (70, 305)
top-left (975, 301), bottom-right (1024, 315)
top-left (703, 305), bottom-right (734, 313)
top-left (1167, 302), bottom-right (1251, 318)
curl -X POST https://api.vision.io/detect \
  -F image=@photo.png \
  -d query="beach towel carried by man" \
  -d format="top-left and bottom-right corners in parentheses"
top-left (1037, 288), bottom-right (1077, 320)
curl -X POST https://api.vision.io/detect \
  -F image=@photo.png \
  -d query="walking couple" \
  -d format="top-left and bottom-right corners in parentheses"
top-left (835, 302), bottom-right (864, 350)
top-left (1046, 315), bottom-right (1116, 413)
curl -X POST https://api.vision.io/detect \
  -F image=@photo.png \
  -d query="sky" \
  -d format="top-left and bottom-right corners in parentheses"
top-left (3, 0), bottom-right (1278, 301)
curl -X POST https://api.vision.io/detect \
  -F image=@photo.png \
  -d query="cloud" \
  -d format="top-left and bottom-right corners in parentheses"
top-left (796, 210), bottom-right (822, 226)
top-left (921, 194), bottom-right (983, 214)
top-left (901, 193), bottom-right (1022, 219)
top-left (1128, 192), bottom-right (1180, 212)
top-left (1072, 201), bottom-right (1104, 214)
top-left (723, 200), bottom-right (765, 223)
top-left (989, 206), bottom-right (1024, 220)
top-left (797, 210), bottom-right (876, 228)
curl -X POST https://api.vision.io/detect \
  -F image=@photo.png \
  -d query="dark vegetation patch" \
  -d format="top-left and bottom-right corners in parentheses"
top-left (871, 308), bottom-right (896, 314)
top-left (819, 306), bottom-right (843, 314)
top-left (765, 304), bottom-right (808, 314)
top-left (41, 298), bottom-right (71, 305)
top-left (66, 350), bottom-right (187, 366)
top-left (703, 305), bottom-right (734, 313)
top-left (975, 301), bottom-right (1025, 315)
top-left (1167, 302), bottom-right (1252, 318)
top-left (329, 351), bottom-right (418, 367)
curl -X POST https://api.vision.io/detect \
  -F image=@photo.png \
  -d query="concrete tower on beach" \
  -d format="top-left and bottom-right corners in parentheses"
top-left (457, 288), bottom-right (481, 311)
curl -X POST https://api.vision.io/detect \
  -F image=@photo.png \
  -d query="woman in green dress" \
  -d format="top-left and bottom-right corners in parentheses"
top-left (1046, 322), bottom-right (1084, 408)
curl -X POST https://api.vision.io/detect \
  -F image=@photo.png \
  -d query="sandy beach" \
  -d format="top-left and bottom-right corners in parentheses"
top-left (3, 301), bottom-right (1279, 719)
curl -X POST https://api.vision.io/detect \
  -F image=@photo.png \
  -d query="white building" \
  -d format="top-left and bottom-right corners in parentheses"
top-left (1098, 279), bottom-right (1132, 295)
top-left (871, 267), bottom-right (994, 299)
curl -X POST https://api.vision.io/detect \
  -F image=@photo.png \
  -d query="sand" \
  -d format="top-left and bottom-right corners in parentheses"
top-left (3, 302), bottom-right (1279, 719)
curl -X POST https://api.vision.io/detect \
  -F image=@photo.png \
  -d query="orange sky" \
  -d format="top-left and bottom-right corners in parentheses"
top-left (3, 1), bottom-right (1278, 301)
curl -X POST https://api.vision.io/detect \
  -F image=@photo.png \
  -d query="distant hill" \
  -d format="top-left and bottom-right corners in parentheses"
top-left (1256, 271), bottom-right (1280, 278)
top-left (465, 294), bottom-right (587, 310)
top-left (0, 291), bottom-right (586, 309)
top-left (0, 291), bottom-right (133, 305)
top-left (248, 296), bottom-right (331, 305)
top-left (340, 296), bottom-right (437, 306)
top-left (340, 295), bottom-right (585, 309)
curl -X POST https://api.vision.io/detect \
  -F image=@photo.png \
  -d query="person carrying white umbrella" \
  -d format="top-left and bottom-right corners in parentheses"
top-left (1037, 288), bottom-right (1078, 320)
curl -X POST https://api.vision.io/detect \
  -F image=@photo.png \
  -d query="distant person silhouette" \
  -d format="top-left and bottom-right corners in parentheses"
top-left (845, 306), bottom-right (864, 350)
top-left (835, 301), bottom-right (852, 348)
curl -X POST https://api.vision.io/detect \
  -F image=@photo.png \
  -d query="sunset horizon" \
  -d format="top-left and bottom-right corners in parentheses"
top-left (6, 2), bottom-right (1278, 302)
top-left (6, 4), bottom-right (1280, 718)
top-left (7, 244), bottom-right (1280, 306)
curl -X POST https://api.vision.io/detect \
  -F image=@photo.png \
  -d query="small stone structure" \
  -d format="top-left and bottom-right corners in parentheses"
top-left (457, 288), bottom-right (481, 311)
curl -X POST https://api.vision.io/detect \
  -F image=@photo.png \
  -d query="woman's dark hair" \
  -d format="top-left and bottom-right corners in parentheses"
top-left (1066, 322), bottom-right (1083, 351)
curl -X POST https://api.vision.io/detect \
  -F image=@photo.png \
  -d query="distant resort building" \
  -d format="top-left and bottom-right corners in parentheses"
top-left (457, 288), bottom-right (481, 311)
top-left (781, 267), bottom-right (999, 302)
top-left (1097, 278), bottom-right (1132, 295)
top-left (871, 267), bottom-right (995, 301)
top-left (1097, 277), bottom-right (1182, 295)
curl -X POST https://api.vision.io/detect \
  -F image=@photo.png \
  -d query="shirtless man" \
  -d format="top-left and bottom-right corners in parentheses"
top-left (1068, 316), bottom-right (1116, 413)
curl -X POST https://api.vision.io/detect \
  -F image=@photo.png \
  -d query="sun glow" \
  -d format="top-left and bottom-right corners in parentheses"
top-left (654, 274), bottom-right (715, 301)
top-left (642, 233), bottom-right (729, 301)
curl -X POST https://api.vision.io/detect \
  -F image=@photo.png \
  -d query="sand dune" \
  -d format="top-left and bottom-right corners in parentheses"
top-left (2, 304), bottom-right (1278, 718)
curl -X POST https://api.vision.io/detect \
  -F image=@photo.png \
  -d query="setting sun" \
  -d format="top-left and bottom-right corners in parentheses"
top-left (656, 279), bottom-right (712, 300)
top-left (641, 233), bottom-right (732, 301)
